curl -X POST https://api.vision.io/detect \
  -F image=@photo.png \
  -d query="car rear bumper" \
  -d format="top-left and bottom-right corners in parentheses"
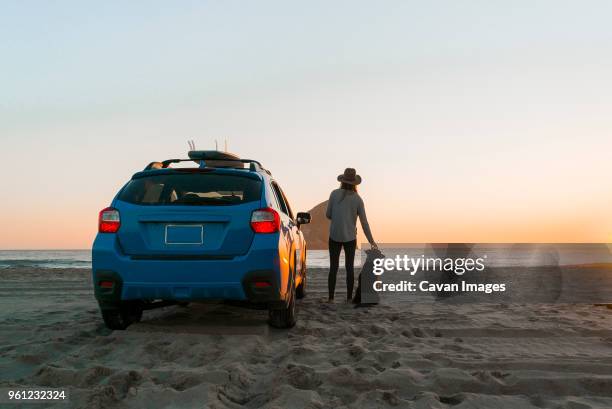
top-left (92, 234), bottom-right (282, 305)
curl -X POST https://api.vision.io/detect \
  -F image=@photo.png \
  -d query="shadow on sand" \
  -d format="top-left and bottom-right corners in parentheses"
top-left (127, 301), bottom-right (272, 336)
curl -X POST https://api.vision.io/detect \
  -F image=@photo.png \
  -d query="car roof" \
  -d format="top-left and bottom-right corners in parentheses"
top-left (132, 167), bottom-right (268, 181)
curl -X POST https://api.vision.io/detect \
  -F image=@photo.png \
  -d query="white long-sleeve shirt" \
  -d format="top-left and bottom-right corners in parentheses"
top-left (325, 189), bottom-right (375, 244)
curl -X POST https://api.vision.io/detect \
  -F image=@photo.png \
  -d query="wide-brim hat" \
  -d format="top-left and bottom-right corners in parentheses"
top-left (337, 168), bottom-right (362, 185)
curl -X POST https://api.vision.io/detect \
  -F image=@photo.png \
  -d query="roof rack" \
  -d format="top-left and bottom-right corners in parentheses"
top-left (145, 151), bottom-right (271, 175)
top-left (244, 159), bottom-right (271, 175)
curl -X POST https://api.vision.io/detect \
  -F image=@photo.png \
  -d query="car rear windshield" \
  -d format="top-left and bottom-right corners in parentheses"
top-left (118, 172), bottom-right (262, 206)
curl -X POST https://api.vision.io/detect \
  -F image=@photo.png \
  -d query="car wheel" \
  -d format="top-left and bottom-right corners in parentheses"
top-left (268, 278), bottom-right (297, 329)
top-left (296, 249), bottom-right (306, 299)
top-left (296, 271), bottom-right (306, 299)
top-left (101, 301), bottom-right (143, 330)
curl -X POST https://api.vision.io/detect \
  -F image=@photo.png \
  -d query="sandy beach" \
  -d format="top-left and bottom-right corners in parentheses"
top-left (1, 266), bottom-right (612, 409)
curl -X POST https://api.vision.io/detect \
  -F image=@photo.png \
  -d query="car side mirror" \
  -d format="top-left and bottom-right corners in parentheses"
top-left (296, 212), bottom-right (311, 227)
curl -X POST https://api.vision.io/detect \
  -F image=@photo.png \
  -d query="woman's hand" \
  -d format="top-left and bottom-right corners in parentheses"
top-left (371, 243), bottom-right (379, 250)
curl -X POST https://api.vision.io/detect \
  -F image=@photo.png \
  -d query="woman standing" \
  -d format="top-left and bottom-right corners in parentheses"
top-left (326, 168), bottom-right (377, 303)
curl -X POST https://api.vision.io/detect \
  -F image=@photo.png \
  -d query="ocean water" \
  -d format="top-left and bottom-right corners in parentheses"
top-left (0, 244), bottom-right (610, 270)
top-left (0, 250), bottom-right (335, 270)
top-left (0, 250), bottom-right (92, 269)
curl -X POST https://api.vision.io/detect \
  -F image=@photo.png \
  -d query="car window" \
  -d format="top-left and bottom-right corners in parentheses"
top-left (118, 173), bottom-right (262, 206)
top-left (269, 186), bottom-right (282, 211)
top-left (277, 185), bottom-right (294, 220)
top-left (271, 182), bottom-right (290, 217)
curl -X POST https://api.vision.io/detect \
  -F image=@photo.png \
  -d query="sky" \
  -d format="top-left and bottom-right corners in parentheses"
top-left (1, 0), bottom-right (611, 249)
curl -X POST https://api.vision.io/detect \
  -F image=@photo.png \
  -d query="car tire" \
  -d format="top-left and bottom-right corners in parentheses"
top-left (296, 249), bottom-right (306, 299)
top-left (268, 279), bottom-right (297, 329)
top-left (101, 301), bottom-right (143, 330)
top-left (296, 272), bottom-right (306, 299)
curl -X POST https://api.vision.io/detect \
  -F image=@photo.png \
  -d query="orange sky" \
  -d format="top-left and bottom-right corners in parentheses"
top-left (0, 177), bottom-right (610, 249)
top-left (2, 1), bottom-right (612, 248)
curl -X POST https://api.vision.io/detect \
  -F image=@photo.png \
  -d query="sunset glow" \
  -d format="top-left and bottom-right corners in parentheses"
top-left (2, 1), bottom-right (611, 248)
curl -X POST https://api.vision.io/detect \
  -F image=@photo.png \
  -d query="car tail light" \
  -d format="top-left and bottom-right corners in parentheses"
top-left (254, 280), bottom-right (272, 288)
top-left (99, 280), bottom-right (114, 288)
top-left (99, 207), bottom-right (121, 233)
top-left (250, 207), bottom-right (280, 233)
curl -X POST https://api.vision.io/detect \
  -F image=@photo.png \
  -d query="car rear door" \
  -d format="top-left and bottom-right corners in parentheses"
top-left (270, 181), bottom-right (300, 275)
top-left (276, 183), bottom-right (305, 276)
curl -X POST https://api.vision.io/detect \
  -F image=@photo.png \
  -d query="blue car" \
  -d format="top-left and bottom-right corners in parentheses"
top-left (92, 151), bottom-right (311, 329)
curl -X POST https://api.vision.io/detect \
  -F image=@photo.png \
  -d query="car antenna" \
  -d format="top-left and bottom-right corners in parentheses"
top-left (215, 139), bottom-right (218, 150)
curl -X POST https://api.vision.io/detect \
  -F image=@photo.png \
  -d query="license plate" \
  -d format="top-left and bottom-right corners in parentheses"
top-left (165, 224), bottom-right (203, 245)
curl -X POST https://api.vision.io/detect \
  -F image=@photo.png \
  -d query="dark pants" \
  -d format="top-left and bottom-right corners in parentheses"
top-left (328, 238), bottom-right (357, 300)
